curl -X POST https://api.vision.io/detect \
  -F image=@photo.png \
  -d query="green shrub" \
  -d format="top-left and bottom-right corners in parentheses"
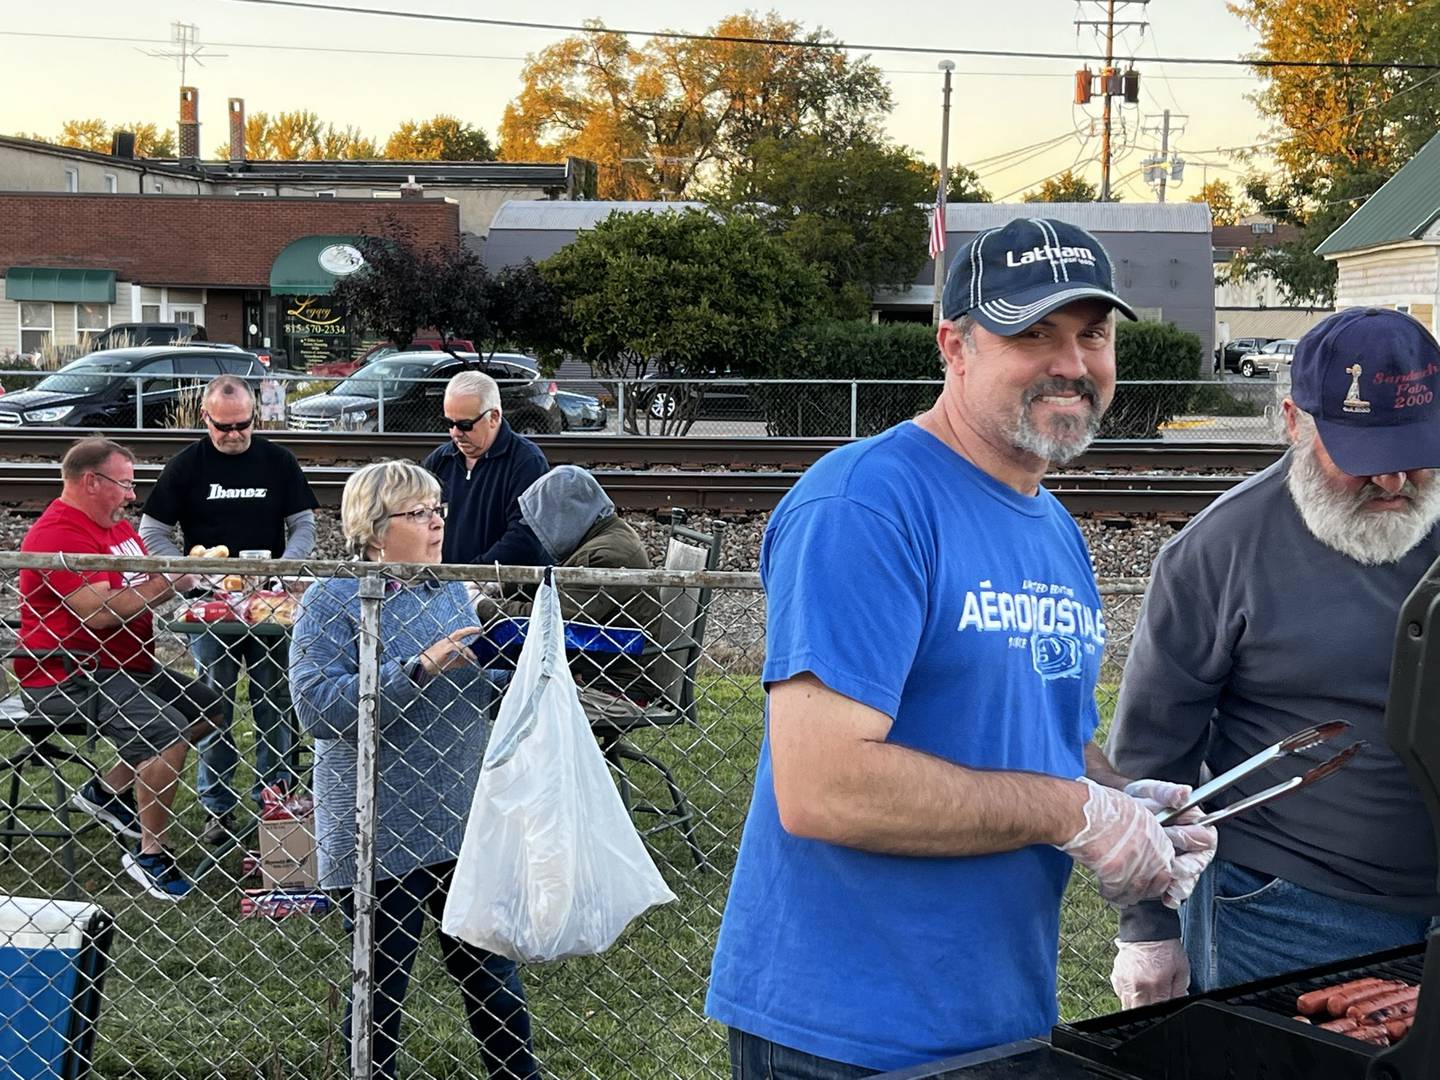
top-left (1101, 320), bottom-right (1204, 438)
top-left (764, 321), bottom-right (940, 436)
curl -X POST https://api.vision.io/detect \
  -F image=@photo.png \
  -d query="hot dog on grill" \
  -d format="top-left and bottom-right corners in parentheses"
top-left (1298, 977), bottom-right (1384, 1016)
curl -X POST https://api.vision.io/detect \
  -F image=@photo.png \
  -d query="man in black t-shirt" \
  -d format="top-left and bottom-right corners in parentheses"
top-left (140, 375), bottom-right (318, 843)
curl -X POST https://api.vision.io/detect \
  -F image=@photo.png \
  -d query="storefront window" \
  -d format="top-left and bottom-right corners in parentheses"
top-left (278, 294), bottom-right (359, 369)
top-left (20, 302), bottom-right (54, 355)
top-left (76, 302), bottom-right (110, 338)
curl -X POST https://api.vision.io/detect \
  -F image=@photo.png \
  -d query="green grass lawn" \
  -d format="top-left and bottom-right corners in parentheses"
top-left (1, 671), bottom-right (1122, 1078)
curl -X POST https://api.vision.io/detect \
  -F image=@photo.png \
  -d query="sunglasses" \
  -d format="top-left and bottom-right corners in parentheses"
top-left (444, 409), bottom-right (496, 433)
top-left (206, 413), bottom-right (255, 433)
top-left (387, 503), bottom-right (447, 523)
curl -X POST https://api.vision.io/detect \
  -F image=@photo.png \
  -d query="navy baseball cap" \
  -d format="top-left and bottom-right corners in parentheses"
top-left (1290, 307), bottom-right (1440, 476)
top-left (942, 217), bottom-right (1138, 333)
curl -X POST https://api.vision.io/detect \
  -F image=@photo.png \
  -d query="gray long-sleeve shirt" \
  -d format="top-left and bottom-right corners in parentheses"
top-left (1107, 456), bottom-right (1440, 941)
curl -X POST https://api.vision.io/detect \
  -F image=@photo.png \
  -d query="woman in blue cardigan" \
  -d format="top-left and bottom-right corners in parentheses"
top-left (290, 459), bottom-right (539, 1080)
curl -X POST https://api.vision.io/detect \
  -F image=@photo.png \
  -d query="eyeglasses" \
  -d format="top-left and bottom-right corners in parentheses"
top-left (91, 471), bottom-right (137, 493)
top-left (387, 503), bottom-right (447, 524)
top-left (205, 413), bottom-right (255, 433)
top-left (444, 409), bottom-right (496, 433)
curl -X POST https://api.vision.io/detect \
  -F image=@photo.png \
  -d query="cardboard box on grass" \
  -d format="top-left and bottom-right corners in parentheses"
top-left (257, 785), bottom-right (317, 891)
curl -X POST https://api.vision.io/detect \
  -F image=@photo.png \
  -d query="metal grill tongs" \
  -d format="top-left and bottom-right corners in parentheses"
top-left (1155, 720), bottom-right (1362, 827)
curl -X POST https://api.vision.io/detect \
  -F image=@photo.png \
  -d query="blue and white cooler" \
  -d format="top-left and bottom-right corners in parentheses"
top-left (0, 896), bottom-right (114, 1080)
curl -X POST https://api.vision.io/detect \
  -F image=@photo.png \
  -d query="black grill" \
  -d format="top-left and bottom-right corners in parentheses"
top-left (1051, 941), bottom-right (1433, 1079)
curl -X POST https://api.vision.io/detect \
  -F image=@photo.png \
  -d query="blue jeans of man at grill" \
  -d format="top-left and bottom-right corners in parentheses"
top-left (728, 1029), bottom-right (878, 1079)
top-left (191, 632), bottom-right (298, 816)
top-left (1182, 858), bottom-right (1432, 993)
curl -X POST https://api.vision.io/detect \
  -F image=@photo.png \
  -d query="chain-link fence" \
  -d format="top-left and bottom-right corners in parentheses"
top-left (0, 365), bottom-right (1293, 442)
top-left (0, 545), bottom-right (1148, 1079)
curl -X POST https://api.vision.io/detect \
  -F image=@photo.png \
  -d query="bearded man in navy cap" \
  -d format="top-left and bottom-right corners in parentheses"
top-left (705, 218), bottom-right (1218, 1077)
top-left (1108, 307), bottom-right (1440, 1010)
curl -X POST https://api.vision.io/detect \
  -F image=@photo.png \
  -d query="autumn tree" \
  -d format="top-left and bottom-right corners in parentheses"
top-left (716, 135), bottom-right (931, 318)
top-left (43, 119), bottom-right (175, 156)
top-left (216, 111), bottom-right (379, 160)
top-left (1022, 170), bottom-right (1100, 202)
top-left (945, 164), bottom-right (992, 203)
top-left (1225, 0), bottom-right (1440, 304)
top-left (1187, 179), bottom-right (1247, 226)
top-left (499, 13), bottom-right (891, 198)
top-left (384, 115), bottom-right (494, 160)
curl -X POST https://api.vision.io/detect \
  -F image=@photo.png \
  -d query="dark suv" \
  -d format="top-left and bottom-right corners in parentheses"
top-left (1215, 336), bottom-right (1275, 375)
top-left (87, 322), bottom-right (209, 351)
top-left (0, 347), bottom-right (266, 428)
top-left (286, 351), bottom-right (561, 434)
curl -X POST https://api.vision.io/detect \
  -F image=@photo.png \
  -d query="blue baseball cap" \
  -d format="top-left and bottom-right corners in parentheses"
top-left (942, 217), bottom-right (1138, 333)
top-left (1290, 307), bottom-right (1440, 476)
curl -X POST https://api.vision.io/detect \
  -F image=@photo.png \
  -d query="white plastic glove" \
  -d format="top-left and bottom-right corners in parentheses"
top-left (1123, 779), bottom-right (1219, 910)
top-left (1110, 938), bottom-right (1190, 1009)
top-left (1058, 778), bottom-right (1175, 907)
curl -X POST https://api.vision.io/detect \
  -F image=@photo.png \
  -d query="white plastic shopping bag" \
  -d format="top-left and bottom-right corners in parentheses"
top-left (442, 572), bottom-right (677, 962)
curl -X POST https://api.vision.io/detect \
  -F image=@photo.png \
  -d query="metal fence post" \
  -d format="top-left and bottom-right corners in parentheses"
top-left (616, 381), bottom-right (625, 436)
top-left (352, 573), bottom-right (385, 1080)
top-left (376, 388), bottom-right (386, 433)
top-left (849, 382), bottom-right (858, 438)
top-left (135, 374), bottom-right (144, 428)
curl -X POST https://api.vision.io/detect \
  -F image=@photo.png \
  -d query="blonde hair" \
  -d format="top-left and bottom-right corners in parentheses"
top-left (340, 460), bottom-right (442, 558)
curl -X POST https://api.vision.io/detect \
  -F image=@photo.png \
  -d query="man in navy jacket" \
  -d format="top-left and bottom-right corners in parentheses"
top-left (421, 370), bottom-right (549, 567)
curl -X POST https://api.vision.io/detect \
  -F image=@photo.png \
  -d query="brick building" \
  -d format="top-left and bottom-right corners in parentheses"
top-left (0, 192), bottom-right (458, 366)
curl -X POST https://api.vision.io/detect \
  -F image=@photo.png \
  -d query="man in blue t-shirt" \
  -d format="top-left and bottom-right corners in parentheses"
top-left (706, 218), bottom-right (1220, 1076)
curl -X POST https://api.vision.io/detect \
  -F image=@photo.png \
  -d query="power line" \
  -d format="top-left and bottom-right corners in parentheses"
top-left (0, 29), bottom-right (526, 62)
top-left (215, 0), bottom-right (1440, 71)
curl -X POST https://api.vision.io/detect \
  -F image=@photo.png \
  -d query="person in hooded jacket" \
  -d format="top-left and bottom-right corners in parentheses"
top-left (478, 466), bottom-right (662, 711)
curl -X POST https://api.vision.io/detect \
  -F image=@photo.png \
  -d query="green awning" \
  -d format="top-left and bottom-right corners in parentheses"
top-left (269, 235), bottom-right (367, 295)
top-left (6, 267), bottom-right (116, 303)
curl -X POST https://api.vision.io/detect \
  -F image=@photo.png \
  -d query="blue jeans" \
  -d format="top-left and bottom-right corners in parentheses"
top-left (1183, 858), bottom-right (1432, 992)
top-left (191, 632), bottom-right (298, 815)
top-left (340, 862), bottom-right (538, 1080)
top-left (728, 1029), bottom-right (877, 1079)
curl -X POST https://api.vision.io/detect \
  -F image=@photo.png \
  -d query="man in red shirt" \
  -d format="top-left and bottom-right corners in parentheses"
top-left (20, 437), bottom-right (220, 901)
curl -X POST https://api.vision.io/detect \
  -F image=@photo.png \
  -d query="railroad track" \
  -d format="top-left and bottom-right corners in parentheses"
top-left (0, 429), bottom-right (1283, 472)
top-left (0, 462), bottom-right (1244, 515)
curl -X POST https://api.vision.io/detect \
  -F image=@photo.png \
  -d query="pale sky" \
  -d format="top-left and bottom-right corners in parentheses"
top-left (6, 0), bottom-right (1270, 203)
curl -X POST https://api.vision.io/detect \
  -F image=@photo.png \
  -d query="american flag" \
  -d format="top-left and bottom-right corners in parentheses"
top-left (928, 184), bottom-right (947, 260)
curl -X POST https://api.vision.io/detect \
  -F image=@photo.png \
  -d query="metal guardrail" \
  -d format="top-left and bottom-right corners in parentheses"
top-left (0, 368), bottom-right (1293, 442)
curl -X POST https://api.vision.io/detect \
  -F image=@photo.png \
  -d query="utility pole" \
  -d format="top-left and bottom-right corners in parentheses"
top-left (933, 61), bottom-right (955, 326)
top-left (1073, 1), bottom-right (1148, 201)
top-left (1156, 109), bottom-right (1170, 202)
top-left (1141, 110), bottom-right (1187, 202)
top-left (1100, 0), bottom-right (1115, 201)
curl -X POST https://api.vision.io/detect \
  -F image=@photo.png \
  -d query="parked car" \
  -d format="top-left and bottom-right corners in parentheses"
top-left (1215, 336), bottom-right (1275, 374)
top-left (636, 364), bottom-right (759, 420)
top-left (286, 350), bottom-right (560, 434)
top-left (1236, 338), bottom-right (1298, 378)
top-left (556, 389), bottom-right (608, 431)
top-left (306, 337), bottom-right (476, 378)
top-left (0, 346), bottom-right (266, 428)
top-left (86, 322), bottom-right (209, 351)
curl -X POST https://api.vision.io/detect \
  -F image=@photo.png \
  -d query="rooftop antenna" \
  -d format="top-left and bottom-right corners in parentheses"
top-left (140, 21), bottom-right (226, 88)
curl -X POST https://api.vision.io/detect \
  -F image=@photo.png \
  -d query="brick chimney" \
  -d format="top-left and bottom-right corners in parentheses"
top-left (179, 86), bottom-right (200, 160)
top-left (399, 174), bottom-right (424, 199)
top-left (228, 98), bottom-right (246, 166)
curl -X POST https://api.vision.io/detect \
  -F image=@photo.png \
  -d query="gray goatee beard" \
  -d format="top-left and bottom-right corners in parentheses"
top-left (1286, 432), bottom-right (1440, 565)
top-left (1011, 377), bottom-right (1103, 465)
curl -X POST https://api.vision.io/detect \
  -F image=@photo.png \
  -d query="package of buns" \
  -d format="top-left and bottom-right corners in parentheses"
top-left (244, 591), bottom-right (298, 627)
top-left (189, 544), bottom-right (230, 559)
